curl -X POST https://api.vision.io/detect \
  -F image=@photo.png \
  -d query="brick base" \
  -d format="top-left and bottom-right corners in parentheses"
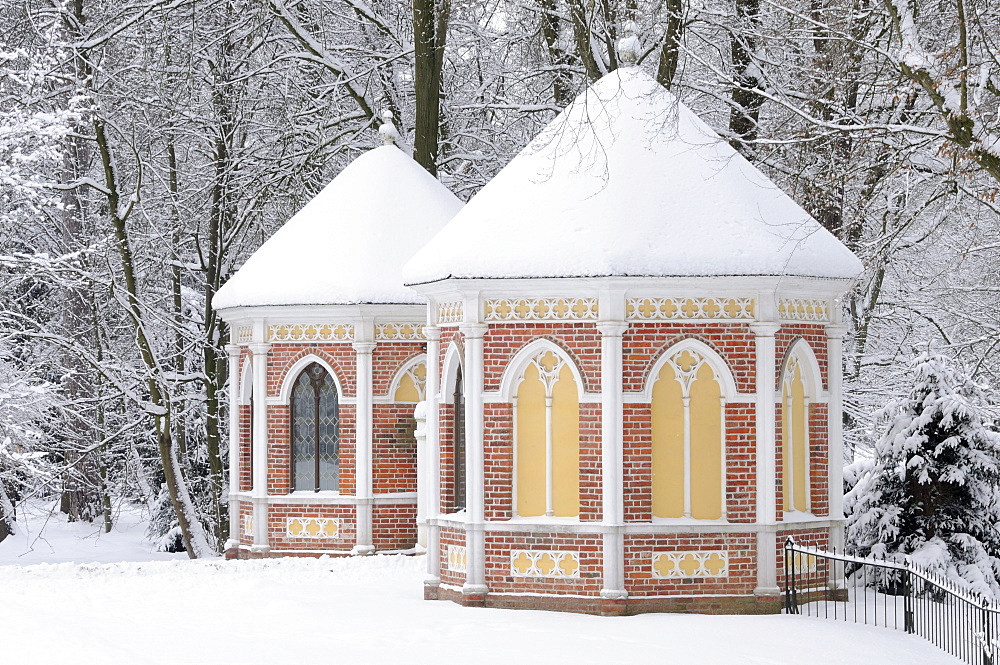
top-left (430, 585), bottom-right (783, 615)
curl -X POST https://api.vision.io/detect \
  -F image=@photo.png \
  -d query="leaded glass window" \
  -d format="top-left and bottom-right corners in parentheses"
top-left (291, 362), bottom-right (340, 492)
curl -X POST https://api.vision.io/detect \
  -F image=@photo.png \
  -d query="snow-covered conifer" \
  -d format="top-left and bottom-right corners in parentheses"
top-left (847, 349), bottom-right (1000, 596)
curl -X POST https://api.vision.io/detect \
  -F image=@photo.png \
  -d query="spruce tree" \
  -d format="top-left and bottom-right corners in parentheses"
top-left (846, 350), bottom-right (1000, 596)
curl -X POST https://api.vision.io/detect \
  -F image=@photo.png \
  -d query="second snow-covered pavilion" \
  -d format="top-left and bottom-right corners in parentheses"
top-left (214, 142), bottom-right (461, 558)
top-left (403, 65), bottom-right (862, 615)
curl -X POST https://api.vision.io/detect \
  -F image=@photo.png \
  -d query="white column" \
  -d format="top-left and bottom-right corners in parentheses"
top-left (751, 321), bottom-right (779, 595)
top-left (597, 316), bottom-right (628, 602)
top-left (224, 343), bottom-right (241, 552)
top-left (826, 321), bottom-right (848, 553)
top-left (249, 341), bottom-right (270, 553)
top-left (353, 339), bottom-right (376, 555)
top-left (423, 325), bottom-right (442, 588)
top-left (460, 322), bottom-right (489, 597)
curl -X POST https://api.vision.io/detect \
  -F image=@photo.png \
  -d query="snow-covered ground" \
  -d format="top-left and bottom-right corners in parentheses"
top-left (0, 501), bottom-right (960, 665)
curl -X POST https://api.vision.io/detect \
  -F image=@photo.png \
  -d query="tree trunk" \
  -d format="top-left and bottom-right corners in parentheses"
top-left (656, 0), bottom-right (685, 89)
top-left (728, 0), bottom-right (763, 153)
top-left (412, 0), bottom-right (449, 175)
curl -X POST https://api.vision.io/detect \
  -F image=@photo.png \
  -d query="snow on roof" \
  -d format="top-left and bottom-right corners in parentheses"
top-left (214, 145), bottom-right (463, 310)
top-left (403, 68), bottom-right (863, 285)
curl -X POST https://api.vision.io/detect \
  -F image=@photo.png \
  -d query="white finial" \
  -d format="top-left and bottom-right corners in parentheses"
top-left (617, 21), bottom-right (641, 67)
top-left (379, 110), bottom-right (402, 146)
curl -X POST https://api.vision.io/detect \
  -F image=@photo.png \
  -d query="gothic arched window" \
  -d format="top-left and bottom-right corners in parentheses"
top-left (514, 349), bottom-right (579, 518)
top-left (290, 362), bottom-right (340, 492)
top-left (650, 345), bottom-right (727, 520)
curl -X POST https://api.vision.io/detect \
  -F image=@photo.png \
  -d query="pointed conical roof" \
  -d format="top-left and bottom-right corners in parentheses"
top-left (214, 145), bottom-right (463, 310)
top-left (403, 68), bottom-right (862, 285)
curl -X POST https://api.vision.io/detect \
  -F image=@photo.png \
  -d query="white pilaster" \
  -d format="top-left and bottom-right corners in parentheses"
top-left (598, 291), bottom-right (628, 601)
top-left (224, 343), bottom-right (241, 552)
top-left (424, 325), bottom-right (442, 585)
top-left (249, 339), bottom-right (270, 554)
top-left (826, 319), bottom-right (849, 552)
top-left (353, 332), bottom-right (376, 555)
top-left (751, 320), bottom-right (780, 594)
top-left (460, 322), bottom-right (489, 597)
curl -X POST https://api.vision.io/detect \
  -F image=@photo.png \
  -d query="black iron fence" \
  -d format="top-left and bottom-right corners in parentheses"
top-left (783, 537), bottom-right (999, 665)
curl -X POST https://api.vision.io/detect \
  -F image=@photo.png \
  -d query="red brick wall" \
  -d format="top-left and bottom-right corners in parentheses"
top-left (484, 532), bottom-right (603, 595)
top-left (268, 502), bottom-right (355, 552)
top-left (239, 405), bottom-right (252, 492)
top-left (267, 344), bottom-right (356, 397)
top-left (373, 504), bottom-right (418, 550)
top-left (373, 403), bottom-right (418, 493)
top-left (776, 326), bottom-right (829, 391)
top-left (484, 324), bottom-right (601, 392)
top-left (624, 533), bottom-right (757, 597)
top-left (623, 324), bottom-right (756, 393)
top-left (373, 344), bottom-right (424, 396)
top-left (439, 527), bottom-right (466, 587)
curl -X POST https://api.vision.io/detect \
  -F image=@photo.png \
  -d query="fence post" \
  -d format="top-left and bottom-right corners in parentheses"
top-left (984, 597), bottom-right (994, 665)
top-left (903, 560), bottom-right (914, 634)
top-left (784, 537), bottom-right (798, 614)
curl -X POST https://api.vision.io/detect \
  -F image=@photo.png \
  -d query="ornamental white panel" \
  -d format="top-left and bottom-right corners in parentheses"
top-left (777, 298), bottom-right (830, 322)
top-left (484, 297), bottom-right (598, 321)
top-left (375, 322), bottom-right (426, 341)
top-left (242, 514), bottom-right (253, 537)
top-left (236, 326), bottom-right (253, 344)
top-left (268, 323), bottom-right (354, 342)
top-left (510, 550), bottom-right (581, 578)
top-left (790, 551), bottom-right (818, 573)
top-left (651, 551), bottom-right (728, 579)
top-left (285, 517), bottom-right (341, 539)
top-left (438, 302), bottom-right (463, 325)
top-left (447, 545), bottom-right (467, 573)
top-left (626, 297), bottom-right (755, 321)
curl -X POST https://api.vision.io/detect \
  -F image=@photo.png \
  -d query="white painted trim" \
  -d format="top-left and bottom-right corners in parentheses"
top-left (231, 491), bottom-right (417, 505)
top-left (497, 338), bottom-right (588, 402)
top-left (483, 390), bottom-right (601, 404)
top-left (424, 517), bottom-right (844, 534)
top-left (238, 356), bottom-right (253, 406)
top-left (354, 338), bottom-right (375, 554)
top-left (275, 353), bottom-right (346, 405)
top-left (386, 353), bottom-right (428, 401)
top-left (225, 344), bottom-right (241, 551)
top-left (440, 342), bottom-right (463, 405)
top-left (460, 322), bottom-right (488, 594)
top-left (780, 338), bottom-right (823, 397)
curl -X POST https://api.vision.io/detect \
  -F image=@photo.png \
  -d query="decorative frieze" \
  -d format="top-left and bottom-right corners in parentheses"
top-left (438, 302), bottom-right (464, 325)
top-left (778, 298), bottom-right (830, 322)
top-left (484, 297), bottom-right (599, 321)
top-left (510, 550), bottom-right (581, 578)
top-left (375, 322), bottom-right (425, 341)
top-left (286, 517), bottom-right (341, 539)
top-left (268, 323), bottom-right (354, 343)
top-left (235, 326), bottom-right (253, 344)
top-left (651, 551), bottom-right (728, 579)
top-left (626, 297), bottom-right (755, 321)
top-left (447, 545), bottom-right (468, 573)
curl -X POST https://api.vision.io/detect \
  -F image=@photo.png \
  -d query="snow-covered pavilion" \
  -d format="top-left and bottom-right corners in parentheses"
top-left (402, 63), bottom-right (862, 614)
top-left (214, 143), bottom-right (462, 558)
